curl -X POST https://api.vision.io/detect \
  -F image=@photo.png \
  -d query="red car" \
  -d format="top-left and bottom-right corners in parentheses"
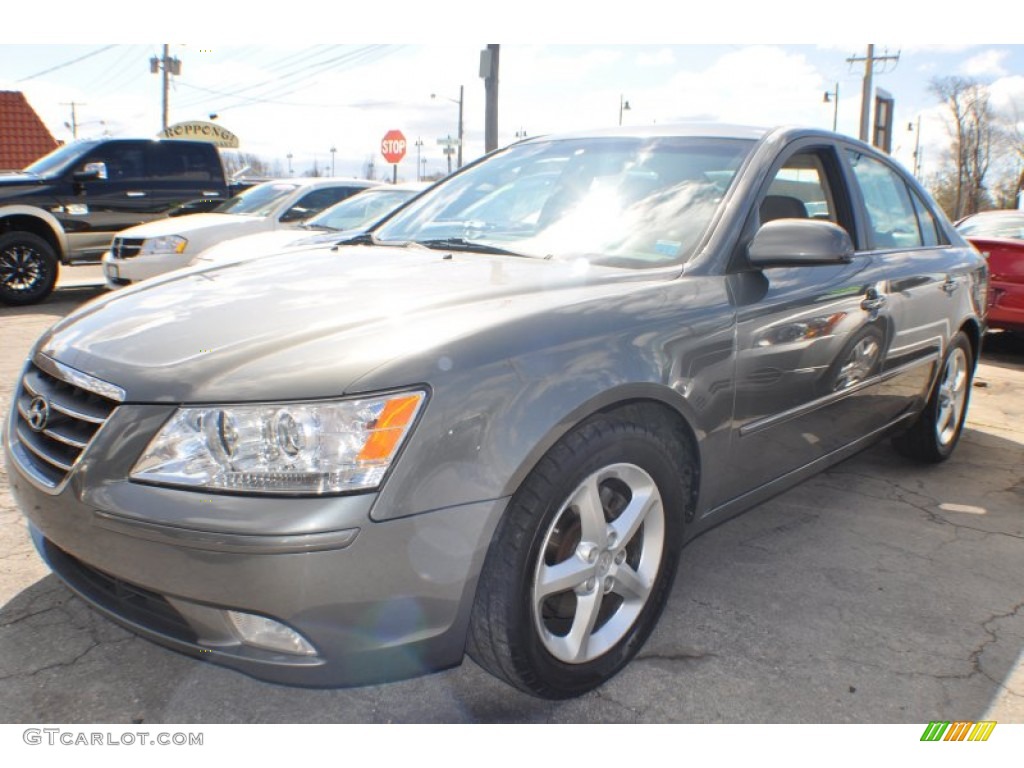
top-left (957, 210), bottom-right (1024, 334)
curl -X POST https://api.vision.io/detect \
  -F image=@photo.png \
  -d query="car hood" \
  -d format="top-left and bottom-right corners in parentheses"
top-left (38, 245), bottom-right (664, 402)
top-left (117, 212), bottom-right (268, 238)
top-left (0, 175), bottom-right (49, 195)
top-left (191, 228), bottom-right (337, 265)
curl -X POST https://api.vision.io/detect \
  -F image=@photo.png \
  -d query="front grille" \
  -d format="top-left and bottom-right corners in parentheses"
top-left (110, 237), bottom-right (144, 259)
top-left (41, 539), bottom-right (198, 644)
top-left (11, 358), bottom-right (121, 488)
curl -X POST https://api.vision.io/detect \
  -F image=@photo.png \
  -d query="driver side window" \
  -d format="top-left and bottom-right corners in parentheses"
top-left (761, 152), bottom-right (838, 227)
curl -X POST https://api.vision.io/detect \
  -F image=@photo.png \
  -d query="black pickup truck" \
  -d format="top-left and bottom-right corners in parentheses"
top-left (0, 138), bottom-right (242, 305)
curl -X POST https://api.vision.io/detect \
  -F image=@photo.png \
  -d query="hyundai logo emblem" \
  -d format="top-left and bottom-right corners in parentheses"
top-left (27, 396), bottom-right (50, 433)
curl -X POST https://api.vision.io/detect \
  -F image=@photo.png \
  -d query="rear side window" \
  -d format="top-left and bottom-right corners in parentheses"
top-left (846, 150), bottom-right (924, 250)
top-left (910, 191), bottom-right (943, 247)
top-left (284, 187), bottom-right (364, 219)
top-left (147, 143), bottom-right (216, 182)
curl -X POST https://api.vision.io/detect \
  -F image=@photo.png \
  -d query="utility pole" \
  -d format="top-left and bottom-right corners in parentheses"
top-left (482, 44), bottom-right (500, 153)
top-left (847, 45), bottom-right (899, 142)
top-left (61, 101), bottom-right (84, 138)
top-left (150, 45), bottom-right (181, 132)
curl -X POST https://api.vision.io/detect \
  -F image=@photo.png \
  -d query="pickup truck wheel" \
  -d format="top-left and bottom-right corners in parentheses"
top-left (467, 415), bottom-right (690, 698)
top-left (0, 232), bottom-right (59, 306)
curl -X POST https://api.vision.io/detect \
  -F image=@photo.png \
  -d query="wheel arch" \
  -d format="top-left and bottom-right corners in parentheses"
top-left (501, 383), bottom-right (704, 523)
top-left (958, 317), bottom-right (983, 367)
top-left (0, 207), bottom-right (68, 260)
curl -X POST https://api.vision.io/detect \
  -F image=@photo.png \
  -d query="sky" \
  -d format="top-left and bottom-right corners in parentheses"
top-left (2, 2), bottom-right (1023, 184)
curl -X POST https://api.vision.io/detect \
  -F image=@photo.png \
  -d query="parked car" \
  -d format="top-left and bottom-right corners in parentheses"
top-left (188, 181), bottom-right (430, 268)
top-left (101, 177), bottom-right (379, 287)
top-left (956, 210), bottom-right (1024, 334)
top-left (4, 125), bottom-right (987, 699)
top-left (0, 138), bottom-right (245, 305)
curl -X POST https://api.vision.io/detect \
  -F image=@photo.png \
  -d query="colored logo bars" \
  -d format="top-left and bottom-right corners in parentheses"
top-left (920, 721), bottom-right (997, 742)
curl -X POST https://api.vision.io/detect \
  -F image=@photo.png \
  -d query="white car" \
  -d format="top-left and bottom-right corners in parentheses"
top-left (189, 182), bottom-right (430, 268)
top-left (102, 177), bottom-right (379, 287)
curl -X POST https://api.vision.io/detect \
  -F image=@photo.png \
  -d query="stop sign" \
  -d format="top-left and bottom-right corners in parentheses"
top-left (381, 130), bottom-right (407, 164)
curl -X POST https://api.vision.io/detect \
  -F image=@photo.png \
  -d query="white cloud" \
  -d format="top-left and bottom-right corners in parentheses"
top-left (962, 49), bottom-right (1009, 77)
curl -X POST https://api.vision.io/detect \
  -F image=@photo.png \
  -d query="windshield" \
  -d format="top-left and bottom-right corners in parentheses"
top-left (310, 188), bottom-right (418, 231)
top-left (23, 140), bottom-right (101, 176)
top-left (215, 182), bottom-right (299, 216)
top-left (957, 214), bottom-right (1024, 241)
top-left (375, 136), bottom-right (755, 268)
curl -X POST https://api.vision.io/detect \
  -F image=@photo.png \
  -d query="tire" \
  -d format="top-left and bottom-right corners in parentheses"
top-left (467, 414), bottom-right (692, 698)
top-left (0, 232), bottom-right (59, 306)
top-left (892, 331), bottom-right (973, 463)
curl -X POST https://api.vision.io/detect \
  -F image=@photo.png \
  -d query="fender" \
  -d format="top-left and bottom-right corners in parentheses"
top-left (0, 204), bottom-right (70, 260)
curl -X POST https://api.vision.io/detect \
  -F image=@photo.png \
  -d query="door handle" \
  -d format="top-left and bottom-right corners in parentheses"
top-left (861, 289), bottom-right (887, 311)
top-left (125, 191), bottom-right (147, 198)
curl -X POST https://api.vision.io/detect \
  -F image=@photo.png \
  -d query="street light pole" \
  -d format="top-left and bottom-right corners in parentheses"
top-left (414, 138), bottom-right (424, 181)
top-left (286, 153), bottom-right (293, 176)
top-left (619, 94), bottom-right (631, 126)
top-left (909, 117), bottom-right (922, 177)
top-left (330, 146), bottom-right (336, 177)
top-left (823, 83), bottom-right (839, 132)
top-left (432, 87), bottom-right (464, 169)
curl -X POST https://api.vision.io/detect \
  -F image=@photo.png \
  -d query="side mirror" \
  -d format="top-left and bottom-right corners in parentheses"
top-left (748, 219), bottom-right (854, 268)
top-left (73, 162), bottom-right (107, 181)
top-left (279, 206), bottom-right (311, 223)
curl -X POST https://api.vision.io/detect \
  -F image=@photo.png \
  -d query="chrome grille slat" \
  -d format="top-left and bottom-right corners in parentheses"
top-left (15, 425), bottom-right (75, 471)
top-left (42, 426), bottom-right (89, 450)
top-left (111, 237), bottom-right (144, 260)
top-left (9, 359), bottom-right (120, 489)
top-left (22, 368), bottom-right (111, 423)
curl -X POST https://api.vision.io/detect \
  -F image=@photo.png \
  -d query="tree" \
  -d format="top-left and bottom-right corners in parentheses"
top-left (929, 76), bottom-right (998, 219)
top-left (220, 151), bottom-right (277, 179)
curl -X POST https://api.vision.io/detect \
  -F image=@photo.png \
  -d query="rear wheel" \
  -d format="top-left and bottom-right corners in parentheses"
top-left (892, 331), bottom-right (973, 462)
top-left (0, 232), bottom-right (59, 305)
top-left (467, 414), bottom-right (692, 698)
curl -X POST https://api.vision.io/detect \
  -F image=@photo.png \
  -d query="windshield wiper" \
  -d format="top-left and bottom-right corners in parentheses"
top-left (412, 238), bottom-right (535, 258)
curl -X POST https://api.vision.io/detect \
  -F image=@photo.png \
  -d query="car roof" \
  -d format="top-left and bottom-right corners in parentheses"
top-left (249, 177), bottom-right (380, 190)
top-left (520, 123), bottom-right (771, 143)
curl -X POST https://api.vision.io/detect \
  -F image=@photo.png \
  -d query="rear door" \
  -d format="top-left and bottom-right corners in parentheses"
top-left (145, 141), bottom-right (227, 213)
top-left (841, 146), bottom-right (956, 409)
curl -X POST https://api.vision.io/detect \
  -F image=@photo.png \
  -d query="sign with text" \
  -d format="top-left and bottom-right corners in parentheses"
top-left (160, 121), bottom-right (239, 148)
top-left (381, 130), bottom-right (407, 164)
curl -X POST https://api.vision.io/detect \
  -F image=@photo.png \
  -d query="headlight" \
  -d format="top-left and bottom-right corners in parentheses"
top-left (140, 235), bottom-right (188, 256)
top-left (130, 391), bottom-right (425, 495)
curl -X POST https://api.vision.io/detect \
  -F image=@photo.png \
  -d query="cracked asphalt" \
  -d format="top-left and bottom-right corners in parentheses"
top-left (1, 268), bottom-right (1022, 723)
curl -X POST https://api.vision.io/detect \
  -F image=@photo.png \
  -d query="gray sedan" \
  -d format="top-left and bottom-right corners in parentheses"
top-left (4, 125), bottom-right (987, 698)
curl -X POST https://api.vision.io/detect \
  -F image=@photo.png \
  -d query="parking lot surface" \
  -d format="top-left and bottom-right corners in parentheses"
top-left (1, 269), bottom-right (1022, 723)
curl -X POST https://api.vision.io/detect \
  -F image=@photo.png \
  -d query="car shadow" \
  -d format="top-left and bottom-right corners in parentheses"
top-left (981, 331), bottom-right (1024, 371)
top-left (0, 285), bottom-right (108, 320)
top-left (2, 425), bottom-right (1021, 723)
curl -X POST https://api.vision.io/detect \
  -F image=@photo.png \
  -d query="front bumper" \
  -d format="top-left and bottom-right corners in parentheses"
top-left (102, 251), bottom-right (190, 287)
top-left (5, 397), bottom-right (508, 687)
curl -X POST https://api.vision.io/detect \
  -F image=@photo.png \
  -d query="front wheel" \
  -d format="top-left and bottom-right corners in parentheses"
top-left (467, 415), bottom-right (693, 698)
top-left (0, 232), bottom-right (59, 305)
top-left (892, 331), bottom-right (974, 463)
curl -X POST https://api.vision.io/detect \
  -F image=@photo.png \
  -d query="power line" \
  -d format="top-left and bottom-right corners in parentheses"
top-left (16, 44), bottom-right (119, 82)
top-left (175, 45), bottom-right (401, 114)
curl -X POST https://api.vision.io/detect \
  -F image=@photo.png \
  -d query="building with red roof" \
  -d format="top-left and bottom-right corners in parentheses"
top-left (0, 91), bottom-right (60, 171)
